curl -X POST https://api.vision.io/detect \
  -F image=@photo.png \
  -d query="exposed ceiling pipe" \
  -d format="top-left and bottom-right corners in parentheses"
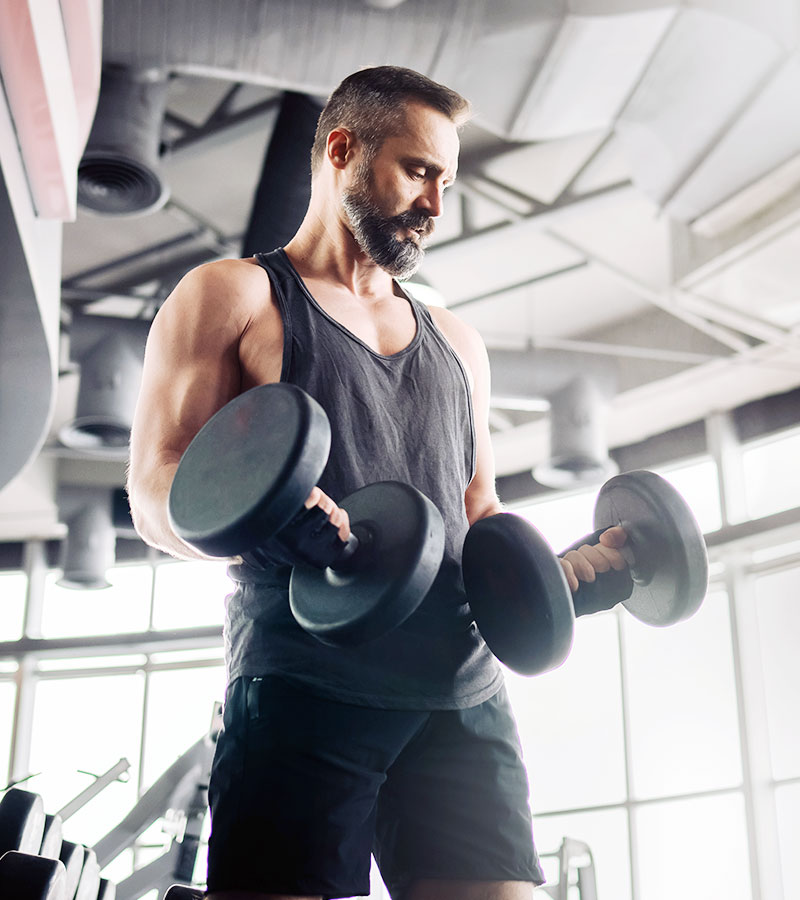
top-left (57, 488), bottom-right (116, 589)
top-left (241, 91), bottom-right (324, 257)
top-left (488, 348), bottom-right (618, 487)
top-left (533, 376), bottom-right (619, 489)
top-left (78, 65), bottom-right (169, 216)
top-left (59, 315), bottom-right (149, 455)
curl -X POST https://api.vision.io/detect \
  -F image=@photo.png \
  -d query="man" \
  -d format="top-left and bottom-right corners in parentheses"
top-left (128, 66), bottom-right (627, 900)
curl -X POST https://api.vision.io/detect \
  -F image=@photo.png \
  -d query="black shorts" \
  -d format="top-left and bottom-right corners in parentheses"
top-left (207, 676), bottom-right (545, 899)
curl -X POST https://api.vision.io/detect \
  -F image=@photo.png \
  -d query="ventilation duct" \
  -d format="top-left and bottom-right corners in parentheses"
top-left (78, 66), bottom-right (168, 216)
top-left (488, 348), bottom-right (618, 488)
top-left (57, 490), bottom-right (116, 590)
top-left (532, 376), bottom-right (618, 489)
top-left (59, 316), bottom-right (148, 454)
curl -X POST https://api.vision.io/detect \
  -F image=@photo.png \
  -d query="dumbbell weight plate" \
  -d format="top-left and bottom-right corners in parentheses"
top-left (169, 384), bottom-right (331, 557)
top-left (462, 513), bottom-right (575, 676)
top-left (39, 813), bottom-right (62, 860)
top-left (164, 884), bottom-right (204, 899)
top-left (0, 851), bottom-right (67, 900)
top-left (74, 847), bottom-right (100, 900)
top-left (594, 470), bottom-right (708, 626)
top-left (0, 788), bottom-right (45, 855)
top-left (96, 879), bottom-right (116, 900)
top-left (164, 884), bottom-right (205, 900)
top-left (290, 482), bottom-right (445, 645)
top-left (58, 840), bottom-right (85, 900)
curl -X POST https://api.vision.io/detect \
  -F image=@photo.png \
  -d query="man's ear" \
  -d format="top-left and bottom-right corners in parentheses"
top-left (326, 127), bottom-right (355, 170)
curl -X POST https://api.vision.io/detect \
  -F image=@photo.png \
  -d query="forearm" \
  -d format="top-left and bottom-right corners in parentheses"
top-left (468, 496), bottom-right (504, 525)
top-left (127, 461), bottom-right (214, 561)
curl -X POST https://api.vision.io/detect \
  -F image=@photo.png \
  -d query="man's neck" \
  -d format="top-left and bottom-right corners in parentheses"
top-left (284, 204), bottom-right (396, 301)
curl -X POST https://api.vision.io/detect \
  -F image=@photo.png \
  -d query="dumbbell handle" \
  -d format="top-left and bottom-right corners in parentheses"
top-left (242, 502), bottom-right (368, 571)
top-left (561, 528), bottom-right (634, 617)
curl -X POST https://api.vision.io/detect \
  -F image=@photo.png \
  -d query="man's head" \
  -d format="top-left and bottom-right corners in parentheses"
top-left (310, 66), bottom-right (471, 177)
top-left (312, 66), bottom-right (470, 278)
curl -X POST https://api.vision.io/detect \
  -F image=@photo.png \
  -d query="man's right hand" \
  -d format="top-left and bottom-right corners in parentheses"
top-left (304, 486), bottom-right (350, 542)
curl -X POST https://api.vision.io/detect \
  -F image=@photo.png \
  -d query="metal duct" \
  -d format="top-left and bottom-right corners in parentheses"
top-left (533, 376), bottom-right (618, 489)
top-left (58, 492), bottom-right (116, 589)
top-left (78, 66), bottom-right (169, 216)
top-left (488, 348), bottom-right (618, 487)
top-left (59, 317), bottom-right (148, 454)
top-left (241, 91), bottom-right (324, 257)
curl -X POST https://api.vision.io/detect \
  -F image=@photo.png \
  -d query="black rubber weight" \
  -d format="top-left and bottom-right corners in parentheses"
top-left (168, 383), bottom-right (331, 557)
top-left (0, 789), bottom-right (45, 855)
top-left (290, 481), bottom-right (445, 645)
top-left (0, 851), bottom-right (67, 900)
top-left (463, 513), bottom-right (575, 676)
top-left (594, 470), bottom-right (708, 626)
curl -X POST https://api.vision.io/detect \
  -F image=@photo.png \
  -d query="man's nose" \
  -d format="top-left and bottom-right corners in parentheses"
top-left (416, 182), bottom-right (444, 218)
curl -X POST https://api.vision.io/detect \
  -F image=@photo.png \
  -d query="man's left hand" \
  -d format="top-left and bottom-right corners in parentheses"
top-left (559, 526), bottom-right (629, 593)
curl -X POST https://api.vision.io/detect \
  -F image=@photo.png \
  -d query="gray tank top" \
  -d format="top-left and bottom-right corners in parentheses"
top-left (224, 249), bottom-right (502, 709)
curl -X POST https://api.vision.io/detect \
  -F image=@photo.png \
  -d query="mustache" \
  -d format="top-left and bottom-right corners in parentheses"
top-left (390, 209), bottom-right (435, 238)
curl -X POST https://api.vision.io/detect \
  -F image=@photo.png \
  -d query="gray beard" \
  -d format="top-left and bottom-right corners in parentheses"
top-left (342, 181), bottom-right (433, 279)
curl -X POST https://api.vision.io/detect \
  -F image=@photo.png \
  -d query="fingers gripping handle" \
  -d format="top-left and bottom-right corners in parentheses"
top-left (243, 503), bottom-right (360, 571)
top-left (561, 528), bottom-right (634, 617)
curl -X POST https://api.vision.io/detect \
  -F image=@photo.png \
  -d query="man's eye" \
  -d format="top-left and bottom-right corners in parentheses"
top-left (408, 169), bottom-right (425, 179)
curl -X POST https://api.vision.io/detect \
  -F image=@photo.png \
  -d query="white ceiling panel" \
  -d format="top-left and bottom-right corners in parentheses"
top-left (691, 223), bottom-right (800, 329)
top-left (690, 0), bottom-right (800, 49)
top-left (421, 220), bottom-right (585, 305)
top-left (544, 185), bottom-right (672, 291)
top-left (667, 56), bottom-right (800, 221)
top-left (616, 6), bottom-right (783, 208)
top-left (455, 263), bottom-right (650, 344)
top-left (481, 130), bottom-right (608, 204)
top-left (511, 6), bottom-right (676, 140)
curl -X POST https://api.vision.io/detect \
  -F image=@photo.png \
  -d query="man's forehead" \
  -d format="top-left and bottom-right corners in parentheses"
top-left (388, 102), bottom-right (460, 175)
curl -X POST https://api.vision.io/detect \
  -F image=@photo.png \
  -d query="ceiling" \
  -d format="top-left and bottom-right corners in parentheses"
top-left (3, 0), bottom-right (800, 543)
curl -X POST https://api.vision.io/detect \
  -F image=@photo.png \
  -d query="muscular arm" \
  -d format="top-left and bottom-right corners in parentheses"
top-left (428, 307), bottom-right (503, 525)
top-left (429, 306), bottom-right (628, 590)
top-left (127, 259), bottom-right (282, 559)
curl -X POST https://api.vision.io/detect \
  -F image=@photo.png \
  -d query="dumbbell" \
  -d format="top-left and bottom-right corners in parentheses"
top-left (169, 383), bottom-right (445, 645)
top-left (163, 884), bottom-right (204, 899)
top-left (0, 788), bottom-right (45, 857)
top-left (0, 788), bottom-right (66, 899)
top-left (59, 842), bottom-right (100, 900)
top-left (0, 850), bottom-right (67, 899)
top-left (463, 470), bottom-right (709, 675)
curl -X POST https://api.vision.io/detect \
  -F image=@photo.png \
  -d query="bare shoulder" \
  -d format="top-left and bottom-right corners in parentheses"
top-left (164, 256), bottom-right (271, 318)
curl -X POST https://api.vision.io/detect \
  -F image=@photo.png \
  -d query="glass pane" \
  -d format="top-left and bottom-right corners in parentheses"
top-left (506, 613), bottom-right (627, 813)
top-left (28, 674), bottom-right (144, 845)
top-left (0, 572), bottom-right (26, 640)
top-left (623, 591), bottom-right (741, 798)
top-left (653, 457), bottom-right (722, 534)
top-left (41, 565), bottom-right (152, 638)
top-left (0, 681), bottom-right (16, 787)
top-left (777, 783), bottom-right (800, 899)
top-left (755, 567), bottom-right (800, 779)
top-left (515, 488), bottom-right (597, 553)
top-left (533, 808), bottom-right (631, 900)
top-left (743, 428), bottom-right (800, 519)
top-left (635, 793), bottom-right (751, 900)
top-left (152, 561), bottom-right (231, 630)
top-left (141, 665), bottom-right (226, 790)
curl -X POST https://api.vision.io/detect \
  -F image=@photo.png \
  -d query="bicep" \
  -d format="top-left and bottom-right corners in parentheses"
top-left (129, 270), bottom-right (244, 485)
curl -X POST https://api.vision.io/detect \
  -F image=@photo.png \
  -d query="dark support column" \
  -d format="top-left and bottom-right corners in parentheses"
top-left (241, 91), bottom-right (324, 257)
